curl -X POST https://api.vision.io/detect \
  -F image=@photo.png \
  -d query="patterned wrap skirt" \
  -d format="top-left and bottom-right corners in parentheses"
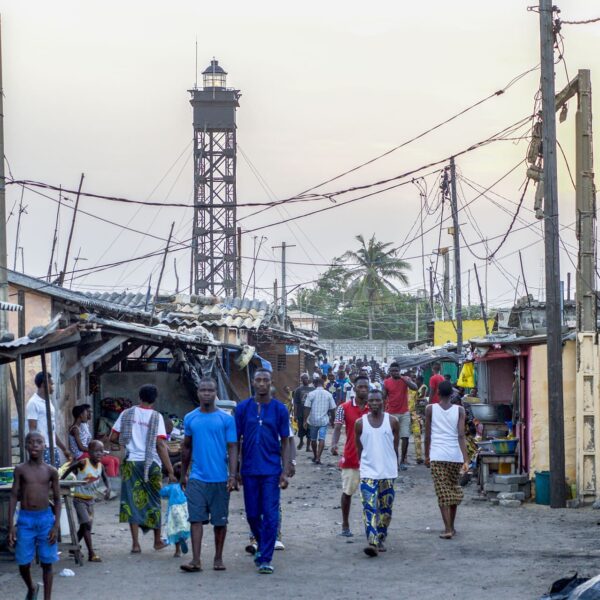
top-left (431, 461), bottom-right (464, 507)
top-left (119, 460), bottom-right (162, 531)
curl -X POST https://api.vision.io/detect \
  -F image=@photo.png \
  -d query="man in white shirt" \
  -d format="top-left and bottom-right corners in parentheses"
top-left (25, 372), bottom-right (72, 468)
top-left (303, 378), bottom-right (336, 465)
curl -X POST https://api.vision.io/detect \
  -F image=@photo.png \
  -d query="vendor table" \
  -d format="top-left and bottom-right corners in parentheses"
top-left (478, 452), bottom-right (518, 491)
top-left (0, 480), bottom-right (84, 566)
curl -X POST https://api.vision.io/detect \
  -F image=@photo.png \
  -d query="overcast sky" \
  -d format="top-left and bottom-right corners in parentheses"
top-left (1, 0), bottom-right (599, 313)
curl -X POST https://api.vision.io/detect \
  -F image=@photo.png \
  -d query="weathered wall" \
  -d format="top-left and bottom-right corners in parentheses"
top-left (255, 340), bottom-right (304, 398)
top-left (100, 371), bottom-right (197, 419)
top-left (319, 339), bottom-right (410, 362)
top-left (529, 340), bottom-right (577, 483)
top-left (7, 286), bottom-right (53, 464)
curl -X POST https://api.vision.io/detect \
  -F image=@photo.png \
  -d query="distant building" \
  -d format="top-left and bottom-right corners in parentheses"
top-left (288, 310), bottom-right (321, 334)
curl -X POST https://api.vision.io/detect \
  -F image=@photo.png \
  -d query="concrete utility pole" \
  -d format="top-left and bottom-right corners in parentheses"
top-left (273, 242), bottom-right (295, 328)
top-left (449, 157), bottom-right (463, 354)
top-left (0, 16), bottom-right (10, 467)
top-left (539, 0), bottom-right (566, 508)
top-left (574, 68), bottom-right (598, 500)
top-left (442, 249), bottom-right (450, 320)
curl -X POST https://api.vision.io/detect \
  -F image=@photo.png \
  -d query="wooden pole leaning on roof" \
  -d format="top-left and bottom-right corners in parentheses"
top-left (58, 173), bottom-right (85, 287)
top-left (150, 222), bottom-right (175, 324)
top-left (40, 351), bottom-right (56, 465)
top-left (473, 263), bottom-right (489, 335)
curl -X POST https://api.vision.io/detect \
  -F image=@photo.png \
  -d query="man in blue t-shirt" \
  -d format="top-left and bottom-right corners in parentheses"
top-left (180, 377), bottom-right (238, 573)
top-left (236, 368), bottom-right (292, 575)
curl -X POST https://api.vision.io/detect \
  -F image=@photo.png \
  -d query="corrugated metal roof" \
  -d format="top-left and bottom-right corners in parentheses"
top-left (8, 271), bottom-right (151, 319)
top-left (82, 291), bottom-right (270, 331)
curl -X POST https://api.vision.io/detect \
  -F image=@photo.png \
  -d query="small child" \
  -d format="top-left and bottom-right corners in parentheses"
top-left (61, 440), bottom-right (111, 562)
top-left (9, 431), bottom-right (61, 600)
top-left (159, 462), bottom-right (190, 557)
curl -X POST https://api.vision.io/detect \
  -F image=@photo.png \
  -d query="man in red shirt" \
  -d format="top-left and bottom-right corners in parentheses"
top-left (383, 363), bottom-right (417, 470)
top-left (429, 362), bottom-right (445, 405)
top-left (331, 376), bottom-right (369, 537)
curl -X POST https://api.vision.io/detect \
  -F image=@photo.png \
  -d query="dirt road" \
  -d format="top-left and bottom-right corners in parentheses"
top-left (2, 437), bottom-right (599, 599)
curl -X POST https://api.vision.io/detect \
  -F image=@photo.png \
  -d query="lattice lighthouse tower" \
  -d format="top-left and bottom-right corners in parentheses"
top-left (189, 59), bottom-right (241, 296)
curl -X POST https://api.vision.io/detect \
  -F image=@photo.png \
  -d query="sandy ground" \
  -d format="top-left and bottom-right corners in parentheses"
top-left (2, 435), bottom-right (600, 600)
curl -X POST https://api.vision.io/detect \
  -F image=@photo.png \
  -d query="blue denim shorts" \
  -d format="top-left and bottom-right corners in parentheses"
top-left (186, 479), bottom-right (229, 526)
top-left (308, 425), bottom-right (328, 441)
top-left (15, 508), bottom-right (58, 565)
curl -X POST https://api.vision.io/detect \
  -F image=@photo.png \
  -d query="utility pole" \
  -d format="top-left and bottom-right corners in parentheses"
top-left (473, 264), bottom-right (489, 335)
top-left (150, 222), bottom-right (174, 323)
top-left (13, 186), bottom-right (26, 270)
top-left (0, 16), bottom-right (10, 467)
top-left (449, 157), bottom-right (463, 354)
top-left (273, 242), bottom-right (295, 328)
top-left (174, 258), bottom-right (180, 294)
top-left (415, 299), bottom-right (419, 341)
top-left (539, 0), bottom-right (566, 508)
top-left (58, 173), bottom-right (84, 286)
top-left (442, 249), bottom-right (450, 320)
top-left (47, 186), bottom-right (62, 282)
top-left (575, 68), bottom-right (598, 501)
top-left (428, 267), bottom-right (435, 320)
top-left (236, 227), bottom-right (242, 298)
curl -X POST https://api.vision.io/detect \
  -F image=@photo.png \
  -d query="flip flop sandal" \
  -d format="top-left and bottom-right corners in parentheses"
top-left (257, 563), bottom-right (274, 574)
top-left (89, 555), bottom-right (103, 562)
top-left (213, 563), bottom-right (227, 571)
top-left (180, 563), bottom-right (202, 573)
top-left (130, 547), bottom-right (142, 554)
top-left (364, 545), bottom-right (379, 557)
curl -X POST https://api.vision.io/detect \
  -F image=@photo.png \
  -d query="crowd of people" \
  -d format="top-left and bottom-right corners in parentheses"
top-left (8, 358), bottom-right (470, 599)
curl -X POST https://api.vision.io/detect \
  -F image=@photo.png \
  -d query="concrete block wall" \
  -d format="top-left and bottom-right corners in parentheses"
top-left (319, 339), bottom-right (411, 363)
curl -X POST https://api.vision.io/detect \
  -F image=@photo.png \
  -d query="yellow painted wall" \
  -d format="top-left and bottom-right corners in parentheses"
top-left (529, 340), bottom-right (577, 483)
top-left (434, 319), bottom-right (494, 346)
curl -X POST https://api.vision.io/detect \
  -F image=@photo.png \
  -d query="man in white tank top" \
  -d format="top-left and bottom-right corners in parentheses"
top-left (354, 390), bottom-right (399, 557)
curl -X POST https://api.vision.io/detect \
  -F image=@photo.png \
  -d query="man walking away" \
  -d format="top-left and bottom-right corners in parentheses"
top-left (303, 377), bottom-right (336, 464)
top-left (236, 369), bottom-right (292, 574)
top-left (293, 374), bottom-right (314, 451)
top-left (26, 372), bottom-right (72, 468)
top-left (180, 377), bottom-right (238, 573)
top-left (429, 363), bottom-right (445, 405)
top-left (331, 375), bottom-right (370, 537)
top-left (382, 363), bottom-right (417, 471)
top-left (355, 390), bottom-right (399, 557)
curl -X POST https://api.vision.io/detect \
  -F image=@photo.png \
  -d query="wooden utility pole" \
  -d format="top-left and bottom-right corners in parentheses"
top-left (449, 157), bottom-right (463, 354)
top-left (473, 263), bottom-right (489, 334)
top-left (150, 222), bottom-right (174, 322)
top-left (13, 186), bottom-right (25, 270)
top-left (58, 173), bottom-right (84, 286)
top-left (0, 16), bottom-right (9, 466)
top-left (47, 185), bottom-right (62, 282)
top-left (539, 0), bottom-right (566, 508)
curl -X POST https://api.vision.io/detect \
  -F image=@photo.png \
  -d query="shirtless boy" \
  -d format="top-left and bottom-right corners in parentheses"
top-left (9, 431), bottom-right (61, 600)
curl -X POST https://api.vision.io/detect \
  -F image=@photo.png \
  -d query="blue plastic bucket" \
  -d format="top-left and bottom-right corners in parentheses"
top-left (535, 471), bottom-right (550, 505)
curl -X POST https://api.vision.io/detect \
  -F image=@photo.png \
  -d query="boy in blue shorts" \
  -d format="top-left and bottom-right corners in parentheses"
top-left (9, 431), bottom-right (61, 600)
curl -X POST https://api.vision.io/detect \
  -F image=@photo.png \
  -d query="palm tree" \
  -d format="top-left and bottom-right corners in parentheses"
top-left (341, 234), bottom-right (410, 339)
